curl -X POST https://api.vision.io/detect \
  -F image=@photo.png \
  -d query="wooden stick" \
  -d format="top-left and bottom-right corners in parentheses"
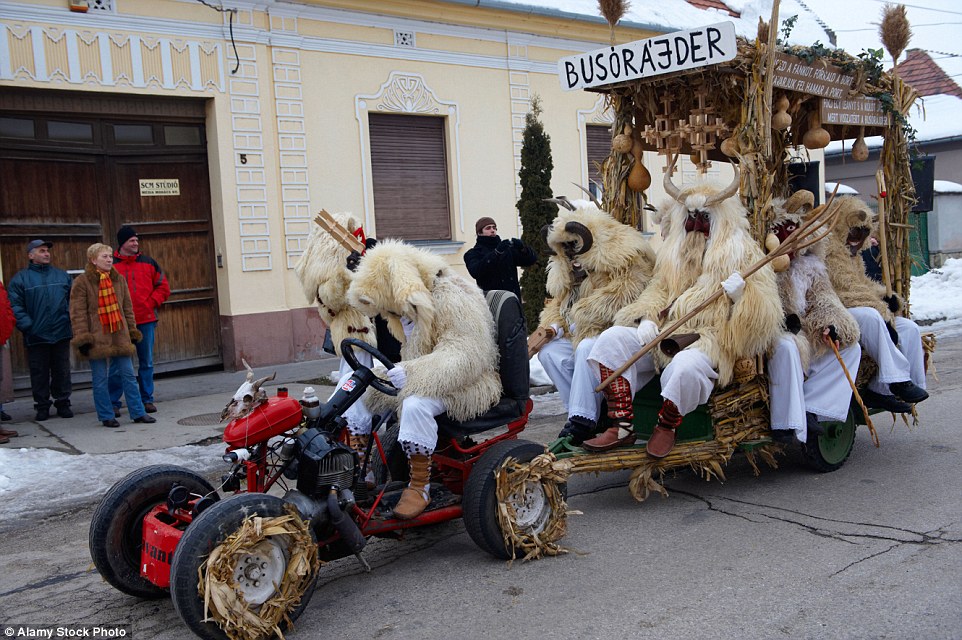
top-left (874, 170), bottom-right (894, 296)
top-left (596, 188), bottom-right (841, 392)
top-left (313, 209), bottom-right (365, 254)
top-left (825, 335), bottom-right (879, 448)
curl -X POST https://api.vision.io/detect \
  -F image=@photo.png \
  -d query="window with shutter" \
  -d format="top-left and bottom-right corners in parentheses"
top-left (369, 113), bottom-right (451, 241)
top-left (586, 124), bottom-right (611, 199)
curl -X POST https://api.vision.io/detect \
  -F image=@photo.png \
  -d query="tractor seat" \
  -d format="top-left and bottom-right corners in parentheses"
top-left (436, 290), bottom-right (530, 438)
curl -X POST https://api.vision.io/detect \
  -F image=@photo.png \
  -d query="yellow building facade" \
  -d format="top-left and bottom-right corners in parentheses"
top-left (0, 0), bottom-right (675, 380)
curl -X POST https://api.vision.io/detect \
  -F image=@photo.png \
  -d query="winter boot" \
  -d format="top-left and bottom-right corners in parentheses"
top-left (583, 365), bottom-right (636, 452)
top-left (348, 433), bottom-right (375, 487)
top-left (393, 454), bottom-right (431, 520)
top-left (646, 399), bottom-right (682, 458)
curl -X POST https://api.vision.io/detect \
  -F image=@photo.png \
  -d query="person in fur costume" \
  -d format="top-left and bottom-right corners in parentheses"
top-left (70, 243), bottom-right (155, 427)
top-left (535, 204), bottom-right (656, 444)
top-left (766, 191), bottom-right (861, 443)
top-left (347, 240), bottom-right (501, 519)
top-left (585, 161), bottom-right (782, 456)
top-left (823, 196), bottom-right (927, 412)
top-left (293, 213), bottom-right (400, 480)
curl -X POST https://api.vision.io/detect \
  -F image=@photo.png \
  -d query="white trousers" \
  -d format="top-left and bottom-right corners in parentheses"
top-left (848, 307), bottom-right (925, 394)
top-left (768, 336), bottom-right (861, 442)
top-left (538, 335), bottom-right (603, 422)
top-left (588, 325), bottom-right (717, 416)
top-left (337, 354), bottom-right (446, 454)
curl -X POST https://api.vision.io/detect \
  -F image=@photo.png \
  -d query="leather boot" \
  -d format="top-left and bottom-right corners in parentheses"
top-left (348, 433), bottom-right (375, 487)
top-left (393, 454), bottom-right (431, 520)
top-left (647, 400), bottom-right (682, 458)
top-left (0, 427), bottom-right (19, 438)
top-left (582, 422), bottom-right (636, 452)
top-left (557, 416), bottom-right (596, 445)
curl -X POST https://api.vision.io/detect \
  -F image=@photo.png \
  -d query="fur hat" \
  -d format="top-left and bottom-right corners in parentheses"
top-left (475, 217), bottom-right (496, 235)
top-left (116, 225), bottom-right (137, 248)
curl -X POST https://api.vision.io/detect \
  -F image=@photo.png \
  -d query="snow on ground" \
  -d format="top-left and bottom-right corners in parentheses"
top-left (1, 259), bottom-right (960, 521)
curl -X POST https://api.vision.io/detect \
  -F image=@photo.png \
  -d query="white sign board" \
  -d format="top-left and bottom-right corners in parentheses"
top-left (558, 22), bottom-right (737, 91)
top-left (139, 179), bottom-right (180, 197)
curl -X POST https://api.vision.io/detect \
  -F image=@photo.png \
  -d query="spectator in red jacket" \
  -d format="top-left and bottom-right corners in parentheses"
top-left (0, 279), bottom-right (17, 437)
top-left (107, 226), bottom-right (170, 414)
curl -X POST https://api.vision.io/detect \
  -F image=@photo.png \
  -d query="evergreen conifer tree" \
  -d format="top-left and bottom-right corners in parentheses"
top-left (517, 96), bottom-right (558, 330)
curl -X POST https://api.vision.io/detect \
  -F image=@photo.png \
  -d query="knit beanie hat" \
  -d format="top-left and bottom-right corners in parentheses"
top-left (475, 217), bottom-right (496, 235)
top-left (117, 225), bottom-right (137, 247)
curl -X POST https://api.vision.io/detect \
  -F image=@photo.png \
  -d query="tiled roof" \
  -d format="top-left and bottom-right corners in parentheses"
top-left (685, 0), bottom-right (740, 18)
top-left (896, 49), bottom-right (962, 99)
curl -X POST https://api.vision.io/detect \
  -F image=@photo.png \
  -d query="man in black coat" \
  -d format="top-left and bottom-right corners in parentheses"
top-left (464, 217), bottom-right (537, 301)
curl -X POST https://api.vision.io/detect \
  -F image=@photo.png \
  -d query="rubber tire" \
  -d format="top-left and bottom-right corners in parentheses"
top-left (170, 493), bottom-right (318, 640)
top-left (801, 411), bottom-right (857, 473)
top-left (462, 439), bottom-right (553, 560)
top-left (89, 464), bottom-right (217, 599)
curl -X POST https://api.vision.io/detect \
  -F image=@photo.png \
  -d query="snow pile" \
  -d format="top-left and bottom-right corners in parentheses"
top-left (910, 258), bottom-right (962, 335)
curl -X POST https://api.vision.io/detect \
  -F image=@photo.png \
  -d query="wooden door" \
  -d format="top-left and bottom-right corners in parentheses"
top-left (0, 91), bottom-right (219, 388)
top-left (108, 156), bottom-right (220, 367)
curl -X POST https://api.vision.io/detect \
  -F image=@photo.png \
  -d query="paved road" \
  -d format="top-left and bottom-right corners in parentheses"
top-left (1, 337), bottom-right (960, 639)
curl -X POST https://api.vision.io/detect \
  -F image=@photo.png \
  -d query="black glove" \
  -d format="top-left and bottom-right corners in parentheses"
top-left (784, 313), bottom-right (802, 335)
top-left (511, 238), bottom-right (524, 251)
top-left (364, 237), bottom-right (378, 251)
top-left (886, 321), bottom-right (900, 346)
top-left (826, 325), bottom-right (839, 343)
top-left (882, 294), bottom-right (900, 313)
top-left (346, 250), bottom-right (362, 272)
top-left (496, 240), bottom-right (512, 254)
top-left (78, 343), bottom-right (92, 357)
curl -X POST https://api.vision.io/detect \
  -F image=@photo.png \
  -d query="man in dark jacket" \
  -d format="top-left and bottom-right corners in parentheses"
top-left (7, 239), bottom-right (74, 421)
top-left (107, 226), bottom-right (171, 414)
top-left (464, 216), bottom-right (537, 301)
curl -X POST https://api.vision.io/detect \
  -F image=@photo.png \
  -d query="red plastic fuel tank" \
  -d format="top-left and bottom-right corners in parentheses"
top-left (223, 395), bottom-right (303, 448)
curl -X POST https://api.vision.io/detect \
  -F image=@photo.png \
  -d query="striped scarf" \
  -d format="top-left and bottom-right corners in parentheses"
top-left (97, 271), bottom-right (123, 334)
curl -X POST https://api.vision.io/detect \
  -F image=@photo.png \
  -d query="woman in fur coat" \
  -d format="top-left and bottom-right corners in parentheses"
top-left (823, 197), bottom-right (927, 412)
top-left (348, 240), bottom-right (501, 519)
top-left (766, 191), bottom-right (861, 443)
top-left (585, 163), bottom-right (783, 456)
top-left (536, 205), bottom-right (655, 443)
top-left (70, 244), bottom-right (154, 428)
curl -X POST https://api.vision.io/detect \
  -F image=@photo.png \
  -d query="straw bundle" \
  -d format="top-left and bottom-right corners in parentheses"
top-left (880, 4), bottom-right (912, 64)
top-left (495, 453), bottom-right (572, 562)
top-left (199, 506), bottom-right (320, 640)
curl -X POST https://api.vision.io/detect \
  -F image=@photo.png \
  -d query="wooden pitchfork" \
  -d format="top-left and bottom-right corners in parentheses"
top-left (596, 186), bottom-right (843, 392)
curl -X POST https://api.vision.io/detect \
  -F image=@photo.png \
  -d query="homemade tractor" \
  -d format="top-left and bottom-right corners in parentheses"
top-left (89, 291), bottom-right (563, 640)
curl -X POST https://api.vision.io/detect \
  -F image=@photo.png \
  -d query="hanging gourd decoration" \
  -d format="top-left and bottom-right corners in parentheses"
top-left (764, 233), bottom-right (791, 272)
top-left (627, 113), bottom-right (651, 192)
top-left (772, 93), bottom-right (792, 130)
top-left (612, 123), bottom-right (633, 154)
top-left (802, 111), bottom-right (830, 149)
top-left (689, 152), bottom-right (701, 166)
top-left (852, 127), bottom-right (869, 161)
top-left (720, 135), bottom-right (739, 157)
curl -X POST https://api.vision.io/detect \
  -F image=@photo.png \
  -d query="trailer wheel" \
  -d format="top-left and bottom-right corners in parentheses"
top-left (463, 439), bottom-right (564, 560)
top-left (170, 493), bottom-right (318, 640)
top-left (89, 464), bottom-right (217, 599)
top-left (801, 411), bottom-right (856, 473)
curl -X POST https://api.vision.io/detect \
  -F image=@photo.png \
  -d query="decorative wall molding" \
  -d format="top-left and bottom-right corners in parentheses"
top-left (228, 41), bottom-right (272, 272)
top-left (271, 47), bottom-right (312, 269)
top-left (355, 71), bottom-right (465, 236)
top-left (0, 20), bottom-right (224, 91)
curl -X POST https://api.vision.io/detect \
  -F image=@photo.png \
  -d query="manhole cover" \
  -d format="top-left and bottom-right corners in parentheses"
top-left (177, 412), bottom-right (225, 427)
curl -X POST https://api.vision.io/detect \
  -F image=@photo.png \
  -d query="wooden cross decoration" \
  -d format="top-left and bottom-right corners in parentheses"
top-left (641, 94), bottom-right (684, 175)
top-left (676, 86), bottom-right (729, 173)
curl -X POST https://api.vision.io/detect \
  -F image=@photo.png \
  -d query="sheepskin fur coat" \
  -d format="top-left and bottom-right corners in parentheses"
top-left (823, 196), bottom-right (898, 320)
top-left (770, 192), bottom-right (859, 371)
top-left (293, 212), bottom-right (376, 357)
top-left (614, 180), bottom-right (782, 387)
top-left (69, 263), bottom-right (142, 360)
top-left (347, 240), bottom-right (501, 421)
top-left (539, 206), bottom-right (655, 347)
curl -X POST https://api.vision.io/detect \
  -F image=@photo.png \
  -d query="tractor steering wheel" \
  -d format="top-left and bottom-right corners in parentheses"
top-left (340, 338), bottom-right (399, 396)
